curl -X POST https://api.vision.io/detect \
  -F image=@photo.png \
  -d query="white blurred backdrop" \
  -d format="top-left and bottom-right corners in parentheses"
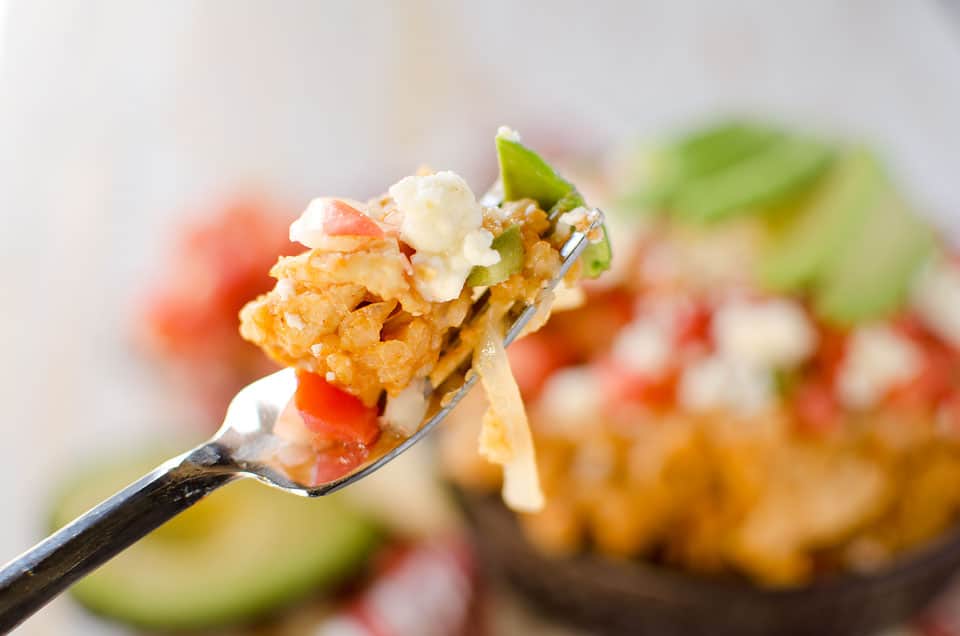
top-left (1, 1), bottom-right (959, 633)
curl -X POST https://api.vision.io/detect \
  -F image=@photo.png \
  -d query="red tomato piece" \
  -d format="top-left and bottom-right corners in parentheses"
top-left (543, 289), bottom-right (633, 359)
top-left (310, 442), bottom-right (370, 485)
top-left (141, 197), bottom-right (300, 421)
top-left (322, 199), bottom-right (384, 237)
top-left (814, 326), bottom-right (848, 384)
top-left (596, 358), bottom-right (676, 409)
top-left (794, 380), bottom-right (842, 435)
top-left (893, 312), bottom-right (936, 343)
top-left (887, 316), bottom-right (958, 409)
top-left (507, 333), bottom-right (572, 399)
top-left (674, 301), bottom-right (712, 348)
top-left (888, 345), bottom-right (955, 409)
top-left (295, 370), bottom-right (381, 446)
top-left (940, 394), bottom-right (960, 435)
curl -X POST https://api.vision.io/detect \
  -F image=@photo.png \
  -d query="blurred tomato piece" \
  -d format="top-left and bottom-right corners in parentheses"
top-left (540, 288), bottom-right (633, 361)
top-left (794, 380), bottom-right (842, 434)
top-left (596, 357), bottom-right (676, 409)
top-left (319, 538), bottom-right (480, 636)
top-left (507, 333), bottom-right (572, 399)
top-left (140, 195), bottom-right (299, 420)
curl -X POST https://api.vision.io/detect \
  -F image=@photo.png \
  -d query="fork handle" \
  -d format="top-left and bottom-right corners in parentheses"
top-left (0, 442), bottom-right (238, 632)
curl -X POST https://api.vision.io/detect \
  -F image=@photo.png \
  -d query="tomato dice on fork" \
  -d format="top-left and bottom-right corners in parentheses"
top-left (321, 199), bottom-right (384, 237)
top-left (310, 442), bottom-right (371, 484)
top-left (294, 370), bottom-right (381, 446)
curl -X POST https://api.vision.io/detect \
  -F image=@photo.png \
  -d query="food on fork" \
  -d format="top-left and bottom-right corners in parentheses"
top-left (240, 127), bottom-right (610, 511)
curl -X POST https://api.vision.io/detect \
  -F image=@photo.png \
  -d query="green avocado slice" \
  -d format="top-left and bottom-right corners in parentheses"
top-left (643, 121), bottom-right (783, 207)
top-left (496, 133), bottom-right (574, 211)
top-left (760, 148), bottom-right (883, 292)
top-left (50, 453), bottom-right (382, 631)
top-left (672, 136), bottom-right (834, 223)
top-left (495, 130), bottom-right (612, 277)
top-left (814, 193), bottom-right (935, 324)
top-left (467, 225), bottom-right (525, 286)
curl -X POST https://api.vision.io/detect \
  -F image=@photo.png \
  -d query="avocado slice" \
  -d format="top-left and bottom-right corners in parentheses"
top-left (815, 193), bottom-right (935, 324)
top-left (495, 130), bottom-right (612, 277)
top-left (671, 136), bottom-right (834, 223)
top-left (51, 453), bottom-right (381, 631)
top-left (467, 225), bottom-right (525, 286)
top-left (496, 132), bottom-right (574, 211)
top-left (760, 148), bottom-right (883, 291)
top-left (643, 121), bottom-right (783, 207)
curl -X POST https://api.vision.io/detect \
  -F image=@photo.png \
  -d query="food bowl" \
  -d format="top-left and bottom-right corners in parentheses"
top-left (454, 488), bottom-right (960, 636)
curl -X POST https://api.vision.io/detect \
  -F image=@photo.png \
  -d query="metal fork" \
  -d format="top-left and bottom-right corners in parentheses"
top-left (0, 213), bottom-right (602, 632)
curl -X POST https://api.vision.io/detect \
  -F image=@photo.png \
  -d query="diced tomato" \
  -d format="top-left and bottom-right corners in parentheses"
top-left (141, 197), bottom-right (300, 421)
top-left (886, 316), bottom-right (958, 410)
top-left (940, 394), bottom-right (960, 435)
top-left (543, 289), bottom-right (633, 360)
top-left (310, 442), bottom-right (370, 485)
top-left (398, 241), bottom-right (416, 259)
top-left (793, 380), bottom-right (842, 434)
top-left (888, 344), bottom-right (956, 409)
top-left (507, 333), bottom-right (572, 399)
top-left (596, 357), bottom-right (676, 410)
top-left (813, 326), bottom-right (848, 384)
top-left (295, 370), bottom-right (381, 446)
top-left (673, 301), bottom-right (712, 348)
top-left (321, 199), bottom-right (384, 237)
top-left (145, 198), bottom-right (298, 353)
top-left (893, 312), bottom-right (936, 343)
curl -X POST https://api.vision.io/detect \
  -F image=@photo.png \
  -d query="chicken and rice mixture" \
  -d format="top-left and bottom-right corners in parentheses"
top-left (240, 197), bottom-right (565, 408)
top-left (443, 121), bottom-right (960, 585)
top-left (240, 128), bottom-right (609, 508)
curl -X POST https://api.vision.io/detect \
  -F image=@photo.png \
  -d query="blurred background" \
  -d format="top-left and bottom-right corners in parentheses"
top-left (2, 1), bottom-right (960, 635)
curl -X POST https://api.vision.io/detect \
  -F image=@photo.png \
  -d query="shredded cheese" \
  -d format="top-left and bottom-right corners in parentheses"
top-left (474, 321), bottom-right (544, 512)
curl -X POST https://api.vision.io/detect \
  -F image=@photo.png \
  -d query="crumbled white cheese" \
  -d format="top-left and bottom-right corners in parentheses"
top-left (496, 125), bottom-right (521, 142)
top-left (610, 317), bottom-right (673, 377)
top-left (289, 197), bottom-right (371, 248)
top-left (388, 171), bottom-right (500, 302)
top-left (381, 379), bottom-right (429, 437)
top-left (462, 227), bottom-right (498, 263)
top-left (836, 326), bottom-right (921, 409)
top-left (911, 256), bottom-right (960, 348)
top-left (678, 355), bottom-right (774, 415)
top-left (275, 278), bottom-right (295, 301)
top-left (713, 299), bottom-right (817, 369)
top-left (310, 343), bottom-right (323, 357)
top-left (284, 312), bottom-right (305, 330)
top-left (391, 172), bottom-right (481, 252)
top-left (539, 367), bottom-right (601, 429)
top-left (325, 371), bottom-right (336, 383)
